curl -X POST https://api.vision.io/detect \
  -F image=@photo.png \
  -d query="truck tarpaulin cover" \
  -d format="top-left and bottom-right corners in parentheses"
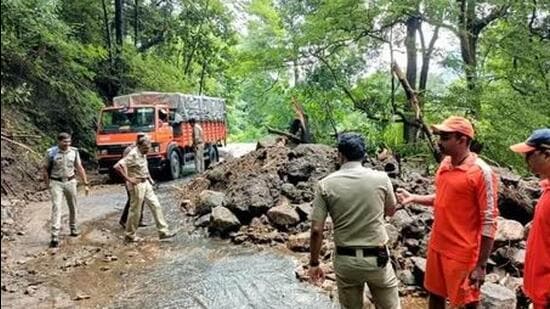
top-left (112, 92), bottom-right (226, 121)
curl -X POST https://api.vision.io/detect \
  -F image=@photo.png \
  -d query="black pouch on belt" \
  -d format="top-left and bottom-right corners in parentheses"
top-left (376, 248), bottom-right (389, 267)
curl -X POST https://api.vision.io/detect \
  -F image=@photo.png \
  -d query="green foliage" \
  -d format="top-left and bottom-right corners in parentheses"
top-left (231, 0), bottom-right (549, 172)
top-left (1, 0), bottom-right (237, 153)
top-left (1, 0), bottom-right (548, 174)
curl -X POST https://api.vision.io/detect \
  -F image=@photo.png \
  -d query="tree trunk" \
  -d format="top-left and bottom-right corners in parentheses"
top-left (115, 0), bottom-right (124, 47)
top-left (184, 42), bottom-right (198, 75)
top-left (134, 0), bottom-right (138, 47)
top-left (419, 25), bottom-right (439, 98)
top-left (101, 0), bottom-right (113, 64)
top-left (456, 0), bottom-right (508, 117)
top-left (404, 15), bottom-right (421, 144)
top-left (101, 0), bottom-right (118, 100)
top-left (198, 59), bottom-right (208, 95)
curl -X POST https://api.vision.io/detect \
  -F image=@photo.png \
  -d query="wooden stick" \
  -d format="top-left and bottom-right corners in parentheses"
top-left (1, 135), bottom-right (42, 157)
top-left (1, 133), bottom-right (41, 139)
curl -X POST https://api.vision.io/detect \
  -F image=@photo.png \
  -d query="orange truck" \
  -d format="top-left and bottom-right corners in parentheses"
top-left (95, 92), bottom-right (227, 180)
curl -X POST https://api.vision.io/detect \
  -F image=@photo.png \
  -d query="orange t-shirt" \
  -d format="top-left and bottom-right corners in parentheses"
top-left (523, 179), bottom-right (550, 305)
top-left (430, 153), bottom-right (499, 263)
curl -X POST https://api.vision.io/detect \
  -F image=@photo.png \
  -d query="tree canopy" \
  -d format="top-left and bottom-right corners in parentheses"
top-left (1, 0), bottom-right (548, 171)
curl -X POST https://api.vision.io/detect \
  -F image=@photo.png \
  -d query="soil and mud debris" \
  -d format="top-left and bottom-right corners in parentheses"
top-left (179, 143), bottom-right (541, 306)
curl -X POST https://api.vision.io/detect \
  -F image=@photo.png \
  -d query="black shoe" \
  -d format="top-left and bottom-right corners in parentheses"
top-left (124, 236), bottom-right (143, 243)
top-left (159, 230), bottom-right (177, 240)
top-left (49, 238), bottom-right (59, 248)
top-left (138, 222), bottom-right (151, 227)
top-left (119, 221), bottom-right (126, 229)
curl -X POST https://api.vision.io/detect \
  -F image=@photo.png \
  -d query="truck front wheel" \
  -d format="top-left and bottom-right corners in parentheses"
top-left (166, 149), bottom-right (181, 180)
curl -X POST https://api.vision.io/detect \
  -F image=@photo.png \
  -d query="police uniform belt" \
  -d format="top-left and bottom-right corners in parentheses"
top-left (50, 176), bottom-right (76, 182)
top-left (336, 246), bottom-right (387, 257)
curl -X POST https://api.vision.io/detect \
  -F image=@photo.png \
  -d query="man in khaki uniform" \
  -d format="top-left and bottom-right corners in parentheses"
top-left (43, 132), bottom-right (89, 248)
top-left (309, 133), bottom-right (400, 309)
top-left (119, 132), bottom-right (147, 228)
top-left (114, 136), bottom-right (176, 242)
top-left (189, 118), bottom-right (205, 173)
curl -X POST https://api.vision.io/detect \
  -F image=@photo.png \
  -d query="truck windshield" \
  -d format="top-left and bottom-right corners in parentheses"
top-left (100, 107), bottom-right (155, 133)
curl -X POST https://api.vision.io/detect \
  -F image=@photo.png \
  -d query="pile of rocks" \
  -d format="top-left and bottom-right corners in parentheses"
top-left (179, 143), bottom-right (541, 306)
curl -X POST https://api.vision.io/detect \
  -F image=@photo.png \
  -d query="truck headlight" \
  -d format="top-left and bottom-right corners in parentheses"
top-left (100, 149), bottom-right (108, 155)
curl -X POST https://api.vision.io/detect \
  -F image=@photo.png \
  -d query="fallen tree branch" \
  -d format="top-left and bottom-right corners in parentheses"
top-left (266, 126), bottom-right (302, 143)
top-left (1, 131), bottom-right (41, 139)
top-left (1, 135), bottom-right (42, 158)
top-left (391, 62), bottom-right (441, 162)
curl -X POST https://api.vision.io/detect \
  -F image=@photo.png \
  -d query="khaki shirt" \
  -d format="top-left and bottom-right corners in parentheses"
top-left (192, 124), bottom-right (204, 145)
top-left (311, 161), bottom-right (396, 247)
top-left (123, 144), bottom-right (136, 157)
top-left (117, 147), bottom-right (149, 179)
top-left (45, 146), bottom-right (81, 179)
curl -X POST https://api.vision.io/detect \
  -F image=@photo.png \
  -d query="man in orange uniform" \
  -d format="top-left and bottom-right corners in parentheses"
top-left (510, 128), bottom-right (550, 309)
top-left (397, 116), bottom-right (499, 308)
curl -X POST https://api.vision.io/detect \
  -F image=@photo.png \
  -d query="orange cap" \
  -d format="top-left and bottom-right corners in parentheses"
top-left (431, 116), bottom-right (475, 138)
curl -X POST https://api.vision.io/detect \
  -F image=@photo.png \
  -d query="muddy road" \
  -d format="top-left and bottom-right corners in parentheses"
top-left (1, 144), bottom-right (337, 309)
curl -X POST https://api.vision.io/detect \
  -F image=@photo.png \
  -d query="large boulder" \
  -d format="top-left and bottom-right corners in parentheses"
top-left (267, 198), bottom-right (300, 227)
top-left (286, 144), bottom-right (337, 184)
top-left (397, 269), bottom-right (416, 286)
top-left (210, 206), bottom-right (240, 233)
top-left (295, 182), bottom-right (315, 203)
top-left (197, 190), bottom-right (225, 216)
top-left (224, 174), bottom-right (281, 222)
top-left (495, 218), bottom-right (524, 242)
top-left (287, 232), bottom-right (310, 252)
top-left (390, 209), bottom-right (414, 231)
top-left (410, 257), bottom-right (427, 286)
top-left (510, 248), bottom-right (525, 266)
top-left (295, 203), bottom-right (313, 221)
top-left (194, 214), bottom-right (211, 228)
top-left (281, 183), bottom-right (300, 201)
top-left (480, 283), bottom-right (516, 309)
top-left (404, 239), bottom-right (420, 254)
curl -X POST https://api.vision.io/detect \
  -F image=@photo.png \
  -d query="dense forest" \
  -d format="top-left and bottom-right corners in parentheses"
top-left (1, 0), bottom-right (549, 171)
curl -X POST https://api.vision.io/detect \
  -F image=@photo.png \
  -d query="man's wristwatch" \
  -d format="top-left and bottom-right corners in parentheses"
top-left (309, 260), bottom-right (320, 267)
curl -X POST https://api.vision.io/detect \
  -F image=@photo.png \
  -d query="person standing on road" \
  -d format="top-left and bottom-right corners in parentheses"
top-left (309, 133), bottom-right (401, 309)
top-left (119, 132), bottom-right (147, 228)
top-left (43, 132), bottom-right (89, 248)
top-left (396, 116), bottom-right (499, 309)
top-left (189, 118), bottom-right (205, 173)
top-left (114, 135), bottom-right (176, 242)
top-left (510, 128), bottom-right (550, 309)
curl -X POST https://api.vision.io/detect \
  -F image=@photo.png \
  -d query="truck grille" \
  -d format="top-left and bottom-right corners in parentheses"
top-left (98, 145), bottom-right (128, 155)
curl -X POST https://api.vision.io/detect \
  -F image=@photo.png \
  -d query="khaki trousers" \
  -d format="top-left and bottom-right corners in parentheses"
top-left (126, 181), bottom-right (169, 239)
top-left (334, 254), bottom-right (401, 309)
top-left (195, 144), bottom-right (205, 173)
top-left (50, 179), bottom-right (78, 237)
